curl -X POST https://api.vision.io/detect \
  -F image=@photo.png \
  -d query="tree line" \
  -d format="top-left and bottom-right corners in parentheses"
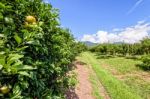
top-left (89, 37), bottom-right (150, 70)
top-left (89, 37), bottom-right (150, 56)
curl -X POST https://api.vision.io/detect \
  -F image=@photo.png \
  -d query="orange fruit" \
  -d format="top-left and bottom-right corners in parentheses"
top-left (0, 86), bottom-right (10, 94)
top-left (25, 15), bottom-right (36, 23)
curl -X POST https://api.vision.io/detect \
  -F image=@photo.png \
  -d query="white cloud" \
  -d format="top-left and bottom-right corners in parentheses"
top-left (81, 34), bottom-right (97, 43)
top-left (137, 20), bottom-right (146, 24)
top-left (96, 31), bottom-right (108, 43)
top-left (81, 21), bottom-right (150, 44)
top-left (127, 0), bottom-right (144, 15)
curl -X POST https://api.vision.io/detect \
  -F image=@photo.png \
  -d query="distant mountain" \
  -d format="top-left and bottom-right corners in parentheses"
top-left (82, 41), bottom-right (98, 46)
top-left (114, 42), bottom-right (124, 44)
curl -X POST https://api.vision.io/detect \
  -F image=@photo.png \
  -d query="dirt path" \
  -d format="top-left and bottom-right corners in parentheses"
top-left (74, 61), bottom-right (94, 99)
top-left (65, 61), bottom-right (94, 99)
top-left (66, 61), bottom-right (110, 99)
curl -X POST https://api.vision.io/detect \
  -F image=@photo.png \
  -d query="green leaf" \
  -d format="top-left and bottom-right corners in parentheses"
top-left (0, 51), bottom-right (5, 55)
top-left (0, 64), bottom-right (3, 70)
top-left (14, 34), bottom-right (22, 44)
top-left (11, 85), bottom-right (23, 99)
top-left (0, 34), bottom-right (4, 38)
top-left (15, 65), bottom-right (36, 71)
top-left (23, 30), bottom-right (31, 40)
top-left (15, 46), bottom-right (28, 51)
top-left (12, 60), bottom-right (23, 66)
top-left (0, 58), bottom-right (5, 65)
top-left (26, 40), bottom-right (40, 46)
top-left (0, 2), bottom-right (5, 9)
top-left (18, 71), bottom-right (31, 78)
top-left (7, 54), bottom-right (24, 65)
top-left (0, 52), bottom-right (5, 65)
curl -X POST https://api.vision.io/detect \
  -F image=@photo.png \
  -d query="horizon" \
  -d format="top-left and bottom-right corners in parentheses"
top-left (44, 0), bottom-right (150, 44)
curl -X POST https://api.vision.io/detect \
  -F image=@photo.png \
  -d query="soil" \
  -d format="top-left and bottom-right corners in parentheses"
top-left (74, 61), bottom-right (93, 99)
top-left (66, 61), bottom-right (110, 99)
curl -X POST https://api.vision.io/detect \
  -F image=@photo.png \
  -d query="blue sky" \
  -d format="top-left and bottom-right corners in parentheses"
top-left (44, 0), bottom-right (150, 43)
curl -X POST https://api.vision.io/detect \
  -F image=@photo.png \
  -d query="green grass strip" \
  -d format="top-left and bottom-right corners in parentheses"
top-left (89, 73), bottom-right (103, 99)
top-left (78, 52), bottom-right (142, 99)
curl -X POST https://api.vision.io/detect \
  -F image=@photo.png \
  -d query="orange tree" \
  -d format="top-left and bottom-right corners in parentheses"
top-left (0, 0), bottom-right (77, 98)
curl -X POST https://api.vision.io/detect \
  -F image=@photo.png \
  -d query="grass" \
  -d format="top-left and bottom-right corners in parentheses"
top-left (89, 73), bottom-right (103, 99)
top-left (95, 56), bottom-right (142, 74)
top-left (78, 52), bottom-right (142, 99)
top-left (124, 76), bottom-right (150, 99)
top-left (94, 53), bottom-right (150, 99)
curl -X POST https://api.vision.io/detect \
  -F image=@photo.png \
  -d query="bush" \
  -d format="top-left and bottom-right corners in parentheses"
top-left (140, 55), bottom-right (150, 70)
top-left (0, 0), bottom-right (77, 98)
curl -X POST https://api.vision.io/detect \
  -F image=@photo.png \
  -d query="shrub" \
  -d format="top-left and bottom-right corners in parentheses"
top-left (139, 55), bottom-right (150, 70)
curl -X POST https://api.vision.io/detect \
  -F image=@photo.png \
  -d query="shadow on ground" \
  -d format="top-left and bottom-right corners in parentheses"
top-left (65, 61), bottom-right (87, 99)
top-left (94, 53), bottom-right (115, 59)
top-left (75, 61), bottom-right (87, 65)
top-left (65, 88), bottom-right (79, 99)
top-left (125, 56), bottom-right (141, 60)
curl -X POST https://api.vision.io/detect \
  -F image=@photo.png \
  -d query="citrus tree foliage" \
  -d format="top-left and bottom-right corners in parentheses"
top-left (0, 0), bottom-right (77, 98)
top-left (89, 38), bottom-right (150, 56)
